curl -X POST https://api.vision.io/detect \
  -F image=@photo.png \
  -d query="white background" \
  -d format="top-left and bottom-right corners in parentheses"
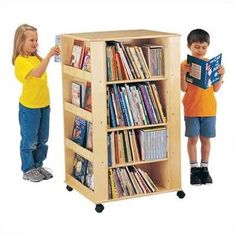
top-left (0, 0), bottom-right (235, 235)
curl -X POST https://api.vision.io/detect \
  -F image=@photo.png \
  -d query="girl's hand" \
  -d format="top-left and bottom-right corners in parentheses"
top-left (47, 46), bottom-right (61, 58)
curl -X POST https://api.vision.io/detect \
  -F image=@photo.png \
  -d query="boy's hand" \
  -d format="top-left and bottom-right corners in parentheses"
top-left (218, 65), bottom-right (225, 77)
top-left (181, 63), bottom-right (191, 75)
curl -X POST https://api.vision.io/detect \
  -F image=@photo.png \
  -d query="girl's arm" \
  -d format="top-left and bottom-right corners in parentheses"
top-left (180, 62), bottom-right (191, 92)
top-left (29, 46), bottom-right (60, 78)
top-left (213, 65), bottom-right (225, 92)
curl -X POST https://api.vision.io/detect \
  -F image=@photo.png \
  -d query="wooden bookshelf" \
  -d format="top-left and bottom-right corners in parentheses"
top-left (60, 29), bottom-right (185, 213)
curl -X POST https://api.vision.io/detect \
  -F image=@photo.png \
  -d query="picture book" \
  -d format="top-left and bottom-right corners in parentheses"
top-left (71, 116), bottom-right (87, 146)
top-left (81, 47), bottom-right (91, 72)
top-left (54, 35), bottom-right (61, 62)
top-left (71, 81), bottom-right (83, 107)
top-left (73, 154), bottom-right (88, 184)
top-left (186, 53), bottom-right (222, 89)
top-left (85, 122), bottom-right (93, 151)
top-left (84, 161), bottom-right (94, 190)
top-left (70, 40), bottom-right (85, 69)
top-left (72, 153), bottom-right (94, 190)
top-left (142, 44), bottom-right (164, 77)
top-left (83, 82), bottom-right (92, 112)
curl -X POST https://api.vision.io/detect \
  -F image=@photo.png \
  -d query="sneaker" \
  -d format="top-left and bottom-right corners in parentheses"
top-left (23, 168), bottom-right (45, 182)
top-left (37, 167), bottom-right (53, 180)
top-left (199, 167), bottom-right (213, 184)
top-left (190, 167), bottom-right (202, 185)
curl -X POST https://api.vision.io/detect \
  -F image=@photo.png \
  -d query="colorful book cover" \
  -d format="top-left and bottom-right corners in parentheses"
top-left (81, 47), bottom-right (91, 72)
top-left (186, 53), bottom-right (222, 89)
top-left (84, 161), bottom-right (94, 190)
top-left (71, 81), bottom-right (82, 107)
top-left (70, 40), bottom-right (85, 69)
top-left (73, 154), bottom-right (88, 184)
top-left (71, 116), bottom-right (87, 147)
top-left (83, 82), bottom-right (92, 112)
top-left (54, 35), bottom-right (61, 62)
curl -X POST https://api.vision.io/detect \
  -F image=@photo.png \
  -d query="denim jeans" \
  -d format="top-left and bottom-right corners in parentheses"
top-left (19, 103), bottom-right (50, 172)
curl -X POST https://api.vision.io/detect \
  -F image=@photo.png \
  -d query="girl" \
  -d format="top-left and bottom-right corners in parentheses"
top-left (12, 24), bottom-right (60, 182)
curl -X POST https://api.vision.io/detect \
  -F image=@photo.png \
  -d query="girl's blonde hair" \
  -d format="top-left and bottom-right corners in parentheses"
top-left (12, 24), bottom-right (38, 65)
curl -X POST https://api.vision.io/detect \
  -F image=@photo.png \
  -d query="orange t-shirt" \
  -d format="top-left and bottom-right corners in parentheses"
top-left (181, 60), bottom-right (217, 117)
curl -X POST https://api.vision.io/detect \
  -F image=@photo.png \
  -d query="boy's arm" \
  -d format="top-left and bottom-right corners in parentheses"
top-left (213, 65), bottom-right (225, 92)
top-left (29, 46), bottom-right (60, 78)
top-left (180, 61), bottom-right (190, 92)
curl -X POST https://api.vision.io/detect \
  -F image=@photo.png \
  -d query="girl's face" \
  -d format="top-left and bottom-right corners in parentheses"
top-left (188, 42), bottom-right (208, 59)
top-left (23, 30), bottom-right (38, 56)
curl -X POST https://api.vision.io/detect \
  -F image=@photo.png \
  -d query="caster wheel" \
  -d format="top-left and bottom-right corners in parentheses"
top-left (66, 185), bottom-right (73, 192)
top-left (177, 190), bottom-right (185, 199)
top-left (95, 204), bottom-right (104, 213)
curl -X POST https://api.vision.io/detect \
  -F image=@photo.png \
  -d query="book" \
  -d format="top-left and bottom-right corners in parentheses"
top-left (186, 53), bottom-right (222, 89)
top-left (71, 116), bottom-right (87, 146)
top-left (84, 160), bottom-right (94, 190)
top-left (71, 80), bottom-right (85, 107)
top-left (73, 154), bottom-right (88, 184)
top-left (81, 47), bottom-right (91, 72)
top-left (73, 154), bottom-right (94, 190)
top-left (54, 35), bottom-right (61, 62)
top-left (83, 82), bottom-right (92, 112)
top-left (142, 44), bottom-right (164, 76)
top-left (70, 40), bottom-right (85, 69)
top-left (85, 122), bottom-right (93, 151)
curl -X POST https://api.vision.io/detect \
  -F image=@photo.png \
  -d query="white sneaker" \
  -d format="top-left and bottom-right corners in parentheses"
top-left (37, 167), bottom-right (53, 180)
top-left (23, 168), bottom-right (45, 182)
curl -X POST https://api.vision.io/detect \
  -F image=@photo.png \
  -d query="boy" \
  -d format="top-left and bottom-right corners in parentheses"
top-left (180, 29), bottom-right (225, 185)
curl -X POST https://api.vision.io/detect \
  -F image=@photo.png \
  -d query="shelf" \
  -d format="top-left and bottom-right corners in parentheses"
top-left (65, 174), bottom-right (95, 202)
top-left (61, 30), bottom-right (183, 208)
top-left (107, 123), bottom-right (167, 132)
top-left (107, 186), bottom-right (177, 202)
top-left (109, 158), bottom-right (168, 168)
top-left (64, 102), bottom-right (92, 122)
top-left (106, 76), bottom-right (166, 85)
top-left (64, 29), bottom-right (179, 42)
top-left (65, 138), bottom-right (93, 163)
top-left (63, 64), bottom-right (91, 81)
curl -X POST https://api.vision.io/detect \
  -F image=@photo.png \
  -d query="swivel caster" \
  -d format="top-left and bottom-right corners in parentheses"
top-left (95, 204), bottom-right (104, 213)
top-left (177, 190), bottom-right (185, 199)
top-left (66, 185), bottom-right (73, 192)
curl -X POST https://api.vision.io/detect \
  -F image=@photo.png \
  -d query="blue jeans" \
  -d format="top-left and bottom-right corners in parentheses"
top-left (19, 103), bottom-right (50, 172)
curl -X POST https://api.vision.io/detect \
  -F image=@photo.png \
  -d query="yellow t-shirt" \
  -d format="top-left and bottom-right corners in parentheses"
top-left (15, 55), bottom-right (50, 108)
top-left (181, 60), bottom-right (216, 117)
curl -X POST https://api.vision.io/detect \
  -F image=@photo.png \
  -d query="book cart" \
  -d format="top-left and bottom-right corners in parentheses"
top-left (60, 30), bottom-right (185, 213)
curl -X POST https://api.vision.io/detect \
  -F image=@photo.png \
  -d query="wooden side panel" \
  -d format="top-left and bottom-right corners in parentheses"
top-left (90, 41), bottom-right (109, 203)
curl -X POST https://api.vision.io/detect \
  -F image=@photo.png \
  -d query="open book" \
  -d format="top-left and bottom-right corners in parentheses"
top-left (186, 53), bottom-right (222, 89)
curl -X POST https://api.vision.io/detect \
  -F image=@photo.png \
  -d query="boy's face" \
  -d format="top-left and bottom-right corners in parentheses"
top-left (23, 30), bottom-right (38, 56)
top-left (188, 42), bottom-right (208, 59)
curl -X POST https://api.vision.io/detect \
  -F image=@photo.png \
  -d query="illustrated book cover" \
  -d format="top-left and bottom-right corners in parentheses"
top-left (186, 53), bottom-right (222, 89)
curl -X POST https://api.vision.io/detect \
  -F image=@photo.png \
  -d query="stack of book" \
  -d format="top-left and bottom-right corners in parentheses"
top-left (106, 41), bottom-right (151, 81)
top-left (106, 41), bottom-right (165, 81)
top-left (108, 166), bottom-right (158, 199)
top-left (137, 127), bottom-right (167, 161)
top-left (108, 127), bottom-right (167, 166)
top-left (107, 83), bottom-right (166, 128)
top-left (142, 44), bottom-right (164, 76)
